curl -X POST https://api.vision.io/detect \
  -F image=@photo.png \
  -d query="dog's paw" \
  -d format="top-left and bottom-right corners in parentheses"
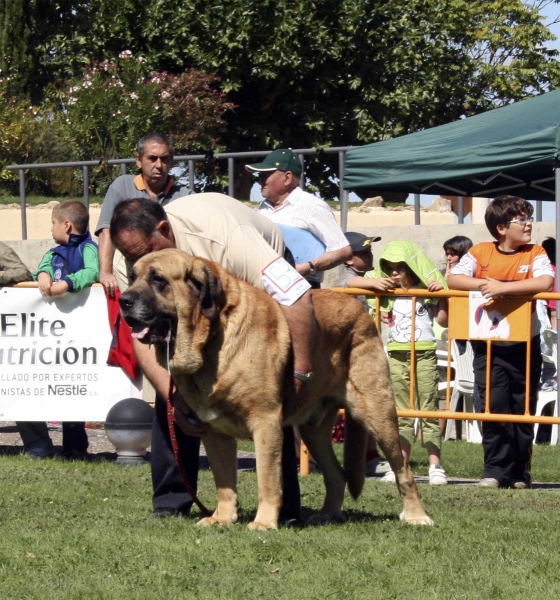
top-left (305, 511), bottom-right (345, 526)
top-left (248, 521), bottom-right (278, 531)
top-left (196, 516), bottom-right (235, 527)
top-left (399, 511), bottom-right (434, 526)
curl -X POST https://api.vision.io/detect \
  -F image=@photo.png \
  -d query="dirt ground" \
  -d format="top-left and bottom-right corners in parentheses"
top-left (0, 421), bottom-right (257, 471)
top-left (0, 422), bottom-right (118, 458)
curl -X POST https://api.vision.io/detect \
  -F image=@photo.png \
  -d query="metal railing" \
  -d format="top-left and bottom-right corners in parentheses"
top-left (5, 147), bottom-right (353, 239)
top-left (5, 160), bottom-right (102, 240)
top-left (5, 146), bottom-right (552, 240)
top-left (5, 149), bottom-right (549, 240)
top-left (300, 287), bottom-right (560, 474)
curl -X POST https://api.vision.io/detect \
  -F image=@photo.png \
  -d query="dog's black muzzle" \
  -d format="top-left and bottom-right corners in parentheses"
top-left (119, 289), bottom-right (175, 345)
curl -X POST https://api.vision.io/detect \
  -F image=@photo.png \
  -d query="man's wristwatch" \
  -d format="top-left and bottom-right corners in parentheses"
top-left (294, 371), bottom-right (315, 384)
top-left (308, 261), bottom-right (317, 275)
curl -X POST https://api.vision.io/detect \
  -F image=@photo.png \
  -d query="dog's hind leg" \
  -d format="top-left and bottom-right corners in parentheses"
top-left (347, 357), bottom-right (434, 526)
top-left (196, 432), bottom-right (239, 527)
top-left (300, 405), bottom-right (346, 525)
top-left (249, 416), bottom-right (284, 531)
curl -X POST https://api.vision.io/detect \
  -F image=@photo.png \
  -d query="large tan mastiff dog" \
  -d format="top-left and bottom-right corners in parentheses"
top-left (120, 248), bottom-right (433, 530)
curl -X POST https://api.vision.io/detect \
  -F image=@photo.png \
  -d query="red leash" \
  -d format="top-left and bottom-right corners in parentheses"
top-left (167, 377), bottom-right (212, 516)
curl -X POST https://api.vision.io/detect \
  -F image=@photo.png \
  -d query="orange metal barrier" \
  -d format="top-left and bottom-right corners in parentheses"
top-left (299, 288), bottom-right (560, 475)
top-left (14, 282), bottom-right (103, 287)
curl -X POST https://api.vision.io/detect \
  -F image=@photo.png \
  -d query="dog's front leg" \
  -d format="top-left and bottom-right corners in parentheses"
top-left (197, 431), bottom-right (239, 527)
top-left (250, 417), bottom-right (284, 531)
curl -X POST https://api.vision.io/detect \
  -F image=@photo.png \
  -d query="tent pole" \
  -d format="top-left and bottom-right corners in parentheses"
top-left (536, 200), bottom-right (542, 222)
top-left (340, 150), bottom-right (349, 232)
top-left (556, 165), bottom-right (559, 271)
top-left (458, 196), bottom-right (464, 224)
top-left (414, 194), bottom-right (420, 225)
top-left (341, 190), bottom-right (349, 232)
top-left (554, 161), bottom-right (560, 400)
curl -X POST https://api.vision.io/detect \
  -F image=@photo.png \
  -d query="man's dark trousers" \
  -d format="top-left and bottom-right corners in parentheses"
top-left (151, 394), bottom-right (301, 518)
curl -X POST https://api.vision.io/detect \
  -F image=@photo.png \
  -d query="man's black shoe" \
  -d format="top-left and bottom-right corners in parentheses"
top-left (57, 449), bottom-right (89, 461)
top-left (25, 447), bottom-right (54, 459)
top-left (149, 508), bottom-right (188, 519)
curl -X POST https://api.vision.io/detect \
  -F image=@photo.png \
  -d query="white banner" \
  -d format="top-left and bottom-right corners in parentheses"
top-left (0, 286), bottom-right (141, 421)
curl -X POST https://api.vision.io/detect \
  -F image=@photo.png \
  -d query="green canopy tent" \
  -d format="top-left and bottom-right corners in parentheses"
top-left (344, 91), bottom-right (560, 394)
top-left (344, 89), bottom-right (560, 239)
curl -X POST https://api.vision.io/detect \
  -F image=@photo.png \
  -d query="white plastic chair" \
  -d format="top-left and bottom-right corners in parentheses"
top-left (443, 340), bottom-right (482, 443)
top-left (535, 329), bottom-right (559, 445)
top-left (437, 348), bottom-right (455, 402)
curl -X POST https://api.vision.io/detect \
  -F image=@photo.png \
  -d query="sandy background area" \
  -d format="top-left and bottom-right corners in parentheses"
top-left (1, 202), bottom-right (455, 242)
top-left (1, 202), bottom-right (103, 242)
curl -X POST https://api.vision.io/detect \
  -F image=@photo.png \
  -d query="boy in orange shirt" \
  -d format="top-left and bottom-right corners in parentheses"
top-left (448, 195), bottom-right (554, 489)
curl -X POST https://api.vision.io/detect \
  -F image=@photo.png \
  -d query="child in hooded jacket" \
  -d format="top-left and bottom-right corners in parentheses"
top-left (361, 241), bottom-right (449, 485)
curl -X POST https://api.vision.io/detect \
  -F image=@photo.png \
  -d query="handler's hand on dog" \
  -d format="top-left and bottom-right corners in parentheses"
top-left (173, 402), bottom-right (206, 436)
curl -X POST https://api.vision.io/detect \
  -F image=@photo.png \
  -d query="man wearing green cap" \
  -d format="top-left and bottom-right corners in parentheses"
top-left (246, 149), bottom-right (351, 288)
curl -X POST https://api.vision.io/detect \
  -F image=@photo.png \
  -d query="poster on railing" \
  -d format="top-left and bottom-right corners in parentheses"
top-left (468, 292), bottom-right (512, 339)
top-left (448, 292), bottom-right (532, 342)
top-left (0, 286), bottom-right (141, 421)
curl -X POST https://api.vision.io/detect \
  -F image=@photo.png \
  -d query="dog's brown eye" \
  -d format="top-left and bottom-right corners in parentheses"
top-left (129, 271), bottom-right (137, 283)
top-left (152, 274), bottom-right (169, 290)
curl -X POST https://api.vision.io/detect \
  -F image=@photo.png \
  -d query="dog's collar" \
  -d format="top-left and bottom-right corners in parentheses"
top-left (294, 371), bottom-right (315, 384)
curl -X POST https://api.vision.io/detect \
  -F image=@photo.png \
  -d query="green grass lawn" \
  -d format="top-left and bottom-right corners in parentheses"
top-left (0, 441), bottom-right (559, 599)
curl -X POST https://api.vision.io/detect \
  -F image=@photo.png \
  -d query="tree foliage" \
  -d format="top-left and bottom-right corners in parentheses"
top-left (41, 0), bottom-right (558, 148)
top-left (0, 0), bottom-right (33, 98)
top-left (0, 0), bottom-right (559, 198)
top-left (0, 78), bottom-right (37, 180)
top-left (0, 1), bottom-right (92, 102)
top-left (41, 52), bottom-right (234, 193)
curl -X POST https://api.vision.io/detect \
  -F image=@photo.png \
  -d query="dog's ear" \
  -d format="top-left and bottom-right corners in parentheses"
top-left (187, 261), bottom-right (224, 320)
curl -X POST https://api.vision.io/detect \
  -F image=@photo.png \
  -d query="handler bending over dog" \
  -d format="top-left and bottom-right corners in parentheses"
top-left (110, 194), bottom-right (316, 523)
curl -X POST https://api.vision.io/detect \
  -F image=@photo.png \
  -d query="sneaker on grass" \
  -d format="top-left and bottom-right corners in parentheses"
top-left (380, 470), bottom-right (396, 483)
top-left (478, 477), bottom-right (500, 488)
top-left (511, 470), bottom-right (532, 489)
top-left (365, 456), bottom-right (391, 477)
top-left (428, 464), bottom-right (448, 485)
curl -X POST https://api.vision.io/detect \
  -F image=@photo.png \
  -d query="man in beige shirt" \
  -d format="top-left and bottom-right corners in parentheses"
top-left (111, 194), bottom-right (313, 522)
top-left (115, 192), bottom-right (286, 289)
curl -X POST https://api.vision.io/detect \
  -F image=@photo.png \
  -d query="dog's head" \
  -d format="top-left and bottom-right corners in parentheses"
top-left (119, 248), bottom-right (225, 373)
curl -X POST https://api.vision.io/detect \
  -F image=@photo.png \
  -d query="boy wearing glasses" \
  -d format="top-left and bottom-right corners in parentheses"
top-left (448, 195), bottom-right (554, 489)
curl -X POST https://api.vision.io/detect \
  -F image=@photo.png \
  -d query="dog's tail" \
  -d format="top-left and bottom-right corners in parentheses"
top-left (343, 412), bottom-right (367, 499)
